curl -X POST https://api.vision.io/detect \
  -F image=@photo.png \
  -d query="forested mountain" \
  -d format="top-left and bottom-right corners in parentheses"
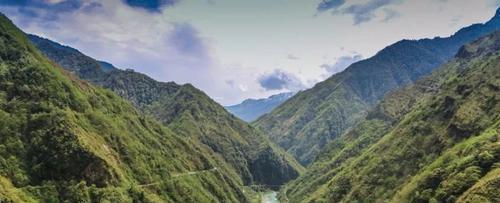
top-left (1, 3), bottom-right (498, 202)
top-left (28, 34), bottom-right (179, 109)
top-left (28, 34), bottom-right (116, 81)
top-left (28, 28), bottom-right (303, 189)
top-left (282, 30), bottom-right (500, 203)
top-left (0, 13), bottom-right (302, 202)
top-left (254, 9), bottom-right (500, 165)
top-left (0, 13), bottom-right (247, 202)
top-left (225, 92), bottom-right (294, 122)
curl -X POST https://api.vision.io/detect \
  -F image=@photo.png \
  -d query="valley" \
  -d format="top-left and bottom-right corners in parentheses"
top-left (0, 2), bottom-right (499, 203)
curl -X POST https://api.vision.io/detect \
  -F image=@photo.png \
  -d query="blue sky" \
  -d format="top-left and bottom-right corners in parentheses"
top-left (0, 0), bottom-right (499, 105)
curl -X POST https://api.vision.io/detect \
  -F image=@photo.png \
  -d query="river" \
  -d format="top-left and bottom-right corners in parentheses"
top-left (261, 191), bottom-right (279, 203)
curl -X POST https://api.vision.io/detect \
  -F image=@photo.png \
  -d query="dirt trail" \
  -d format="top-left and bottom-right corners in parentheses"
top-left (137, 167), bottom-right (218, 187)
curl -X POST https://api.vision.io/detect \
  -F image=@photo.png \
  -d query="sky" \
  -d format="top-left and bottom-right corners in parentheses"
top-left (0, 0), bottom-right (499, 105)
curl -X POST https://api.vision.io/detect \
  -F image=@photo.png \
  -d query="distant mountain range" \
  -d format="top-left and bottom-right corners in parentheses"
top-left (225, 92), bottom-right (294, 122)
top-left (254, 8), bottom-right (500, 165)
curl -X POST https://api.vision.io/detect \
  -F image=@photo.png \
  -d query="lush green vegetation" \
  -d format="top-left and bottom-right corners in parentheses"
top-left (28, 34), bottom-right (180, 109)
top-left (253, 10), bottom-right (500, 165)
top-left (2, 7), bottom-right (498, 203)
top-left (29, 20), bottom-right (304, 192)
top-left (281, 31), bottom-right (500, 202)
top-left (146, 84), bottom-right (303, 186)
top-left (0, 13), bottom-right (258, 202)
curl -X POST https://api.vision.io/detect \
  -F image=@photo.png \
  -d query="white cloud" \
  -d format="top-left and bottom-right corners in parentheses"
top-left (1, 0), bottom-right (217, 90)
top-left (1, 0), bottom-right (497, 105)
top-left (318, 0), bottom-right (402, 25)
top-left (43, 0), bottom-right (68, 4)
top-left (287, 54), bottom-right (300, 60)
top-left (258, 69), bottom-right (306, 92)
top-left (321, 53), bottom-right (363, 76)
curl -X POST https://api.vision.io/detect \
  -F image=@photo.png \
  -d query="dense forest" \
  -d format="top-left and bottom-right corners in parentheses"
top-left (0, 13), bottom-right (300, 202)
top-left (0, 5), bottom-right (499, 203)
top-left (283, 30), bottom-right (500, 202)
top-left (254, 9), bottom-right (500, 165)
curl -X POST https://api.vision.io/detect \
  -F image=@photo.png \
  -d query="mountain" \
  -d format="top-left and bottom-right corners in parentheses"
top-left (254, 9), bottom-right (500, 165)
top-left (225, 92), bottom-right (294, 122)
top-left (28, 34), bottom-right (117, 81)
top-left (0, 13), bottom-right (249, 202)
top-left (144, 85), bottom-right (302, 186)
top-left (28, 30), bottom-right (303, 188)
top-left (282, 31), bottom-right (500, 202)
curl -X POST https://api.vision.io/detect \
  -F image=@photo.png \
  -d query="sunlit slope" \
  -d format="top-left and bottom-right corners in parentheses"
top-left (283, 31), bottom-right (500, 203)
top-left (29, 23), bottom-right (303, 188)
top-left (0, 13), bottom-right (251, 202)
top-left (147, 84), bottom-right (303, 186)
top-left (254, 8), bottom-right (500, 165)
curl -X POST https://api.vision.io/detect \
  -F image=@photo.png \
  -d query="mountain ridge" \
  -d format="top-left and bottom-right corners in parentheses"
top-left (0, 13), bottom-right (251, 202)
top-left (254, 10), bottom-right (500, 165)
top-left (282, 30), bottom-right (500, 203)
top-left (225, 92), bottom-right (294, 122)
top-left (27, 29), bottom-right (304, 188)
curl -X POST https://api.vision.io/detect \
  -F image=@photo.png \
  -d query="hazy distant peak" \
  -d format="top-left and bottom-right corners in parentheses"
top-left (226, 92), bottom-right (295, 122)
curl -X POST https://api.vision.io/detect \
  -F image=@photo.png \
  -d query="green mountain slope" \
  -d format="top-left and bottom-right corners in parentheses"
top-left (0, 13), bottom-right (255, 202)
top-left (254, 9), bottom-right (500, 165)
top-left (146, 84), bottom-right (302, 186)
top-left (28, 30), bottom-right (303, 187)
top-left (28, 34), bottom-right (180, 109)
top-left (282, 31), bottom-right (500, 202)
top-left (28, 34), bottom-right (116, 80)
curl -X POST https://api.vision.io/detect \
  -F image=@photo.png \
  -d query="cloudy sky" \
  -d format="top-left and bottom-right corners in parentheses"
top-left (0, 0), bottom-right (499, 105)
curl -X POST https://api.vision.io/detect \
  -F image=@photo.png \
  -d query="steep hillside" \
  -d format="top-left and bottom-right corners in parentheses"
top-left (282, 31), bottom-right (500, 202)
top-left (225, 92), bottom-right (294, 122)
top-left (0, 13), bottom-right (250, 202)
top-left (254, 8), bottom-right (500, 165)
top-left (29, 31), bottom-right (303, 187)
top-left (28, 34), bottom-right (116, 81)
top-left (28, 34), bottom-right (180, 109)
top-left (147, 85), bottom-right (302, 186)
